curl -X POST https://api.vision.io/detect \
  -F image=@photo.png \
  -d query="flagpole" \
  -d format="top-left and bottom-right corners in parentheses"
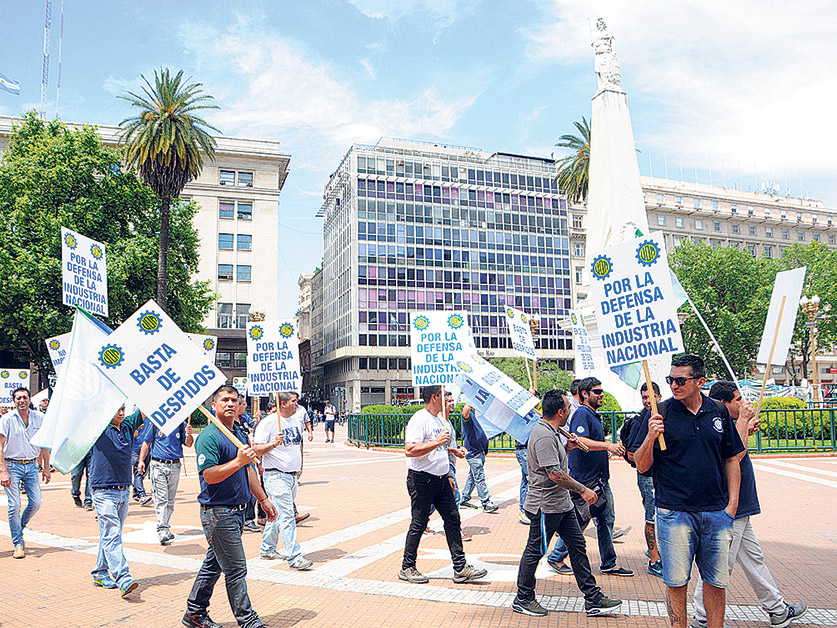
top-left (197, 405), bottom-right (245, 450)
top-left (523, 358), bottom-right (533, 389)
top-left (643, 360), bottom-right (666, 450)
top-left (685, 294), bottom-right (741, 390)
top-left (755, 296), bottom-right (787, 416)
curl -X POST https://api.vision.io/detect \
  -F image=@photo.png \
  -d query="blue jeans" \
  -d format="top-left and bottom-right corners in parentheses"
top-left (187, 506), bottom-right (262, 628)
top-left (637, 473), bottom-right (655, 524)
top-left (71, 451), bottom-right (92, 502)
top-left (4, 461), bottom-right (42, 548)
top-left (548, 480), bottom-right (618, 570)
top-left (461, 452), bottom-right (491, 504)
top-left (91, 487), bottom-right (132, 587)
top-left (131, 450), bottom-right (148, 498)
top-left (656, 507), bottom-right (734, 588)
top-left (260, 471), bottom-right (302, 565)
top-left (515, 447), bottom-right (528, 510)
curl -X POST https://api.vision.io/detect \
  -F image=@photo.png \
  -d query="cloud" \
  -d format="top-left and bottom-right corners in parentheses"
top-left (348, 0), bottom-right (466, 23)
top-left (527, 1), bottom-right (837, 182)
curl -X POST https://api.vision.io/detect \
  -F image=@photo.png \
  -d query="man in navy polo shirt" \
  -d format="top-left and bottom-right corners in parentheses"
top-left (138, 418), bottom-right (194, 545)
top-left (458, 403), bottom-right (498, 512)
top-left (183, 385), bottom-right (278, 628)
top-left (88, 405), bottom-right (142, 596)
top-left (634, 355), bottom-right (745, 628)
top-left (690, 381), bottom-right (807, 628)
top-left (546, 376), bottom-right (633, 577)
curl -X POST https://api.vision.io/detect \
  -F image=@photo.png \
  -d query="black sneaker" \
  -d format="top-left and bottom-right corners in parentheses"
top-left (73, 495), bottom-right (83, 508)
top-left (182, 613), bottom-right (222, 628)
top-left (512, 596), bottom-right (548, 616)
top-left (601, 565), bottom-right (634, 577)
top-left (547, 559), bottom-right (573, 575)
top-left (585, 595), bottom-right (622, 616)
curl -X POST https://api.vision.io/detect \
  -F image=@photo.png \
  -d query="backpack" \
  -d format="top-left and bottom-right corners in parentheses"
top-left (619, 412), bottom-right (641, 468)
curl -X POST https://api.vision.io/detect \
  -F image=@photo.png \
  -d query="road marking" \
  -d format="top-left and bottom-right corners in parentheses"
top-left (753, 464), bottom-right (837, 488)
top-left (755, 459), bottom-right (837, 479)
top-left (304, 457), bottom-right (399, 469)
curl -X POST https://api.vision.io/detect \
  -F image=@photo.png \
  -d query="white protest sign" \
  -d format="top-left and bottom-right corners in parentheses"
top-left (757, 267), bottom-right (806, 366)
top-left (410, 311), bottom-right (474, 386)
top-left (0, 369), bottom-right (31, 405)
top-left (45, 332), bottom-right (73, 374)
top-left (504, 307), bottom-right (536, 360)
top-left (246, 320), bottom-right (301, 397)
top-left (187, 333), bottom-right (218, 363)
top-left (569, 310), bottom-right (597, 376)
top-left (61, 226), bottom-right (108, 317)
top-left (92, 299), bottom-right (225, 435)
top-left (232, 377), bottom-right (247, 396)
top-left (588, 232), bottom-right (684, 368)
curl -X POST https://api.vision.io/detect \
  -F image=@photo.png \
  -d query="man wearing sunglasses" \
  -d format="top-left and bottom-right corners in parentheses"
top-left (545, 377), bottom-right (634, 577)
top-left (633, 355), bottom-right (745, 628)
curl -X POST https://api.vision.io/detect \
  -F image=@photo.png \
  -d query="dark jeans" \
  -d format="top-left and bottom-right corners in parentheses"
top-left (517, 508), bottom-right (602, 603)
top-left (71, 450), bottom-right (92, 502)
top-left (131, 450), bottom-right (149, 498)
top-left (186, 506), bottom-right (262, 628)
top-left (402, 469), bottom-right (465, 571)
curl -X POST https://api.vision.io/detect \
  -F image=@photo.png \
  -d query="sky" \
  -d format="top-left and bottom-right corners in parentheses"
top-left (2, 1), bottom-right (836, 319)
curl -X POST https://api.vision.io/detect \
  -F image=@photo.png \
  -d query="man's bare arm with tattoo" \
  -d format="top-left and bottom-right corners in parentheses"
top-left (545, 466), bottom-right (598, 504)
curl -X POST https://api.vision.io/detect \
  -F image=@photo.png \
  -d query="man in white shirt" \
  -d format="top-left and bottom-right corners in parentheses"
top-left (398, 385), bottom-right (487, 585)
top-left (0, 387), bottom-right (51, 558)
top-left (323, 402), bottom-right (337, 443)
top-left (252, 391), bottom-right (312, 570)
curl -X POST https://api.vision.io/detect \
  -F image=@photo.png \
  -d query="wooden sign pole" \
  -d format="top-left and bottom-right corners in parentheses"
top-left (755, 295), bottom-right (787, 416)
top-left (197, 405), bottom-right (245, 450)
top-left (524, 359), bottom-right (534, 389)
top-left (643, 360), bottom-right (666, 451)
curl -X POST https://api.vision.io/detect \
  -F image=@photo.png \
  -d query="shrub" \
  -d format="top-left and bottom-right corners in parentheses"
top-left (361, 404), bottom-right (401, 415)
top-left (758, 397), bottom-right (829, 440)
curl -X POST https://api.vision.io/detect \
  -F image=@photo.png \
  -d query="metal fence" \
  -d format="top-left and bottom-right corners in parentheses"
top-left (348, 408), bottom-right (837, 453)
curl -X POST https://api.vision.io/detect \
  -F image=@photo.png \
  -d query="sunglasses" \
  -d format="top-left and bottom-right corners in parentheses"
top-left (666, 376), bottom-right (696, 386)
top-left (590, 388), bottom-right (604, 395)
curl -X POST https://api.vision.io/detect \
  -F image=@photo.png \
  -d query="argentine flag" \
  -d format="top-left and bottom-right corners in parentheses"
top-left (0, 72), bottom-right (20, 95)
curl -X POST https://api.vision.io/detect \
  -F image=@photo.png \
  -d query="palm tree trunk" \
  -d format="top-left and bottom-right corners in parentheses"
top-left (157, 196), bottom-right (170, 311)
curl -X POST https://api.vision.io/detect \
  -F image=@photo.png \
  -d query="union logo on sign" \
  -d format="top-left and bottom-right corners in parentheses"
top-left (137, 311), bottom-right (162, 335)
top-left (447, 314), bottom-right (464, 329)
top-left (98, 344), bottom-right (124, 369)
top-left (249, 325), bottom-right (264, 340)
top-left (64, 232), bottom-right (78, 249)
top-left (203, 338), bottom-right (215, 351)
top-left (49, 339), bottom-right (61, 350)
top-left (591, 255), bottom-right (613, 280)
top-left (90, 244), bottom-right (104, 260)
top-left (279, 323), bottom-right (294, 338)
top-left (635, 240), bottom-right (660, 267)
top-left (413, 315), bottom-right (430, 330)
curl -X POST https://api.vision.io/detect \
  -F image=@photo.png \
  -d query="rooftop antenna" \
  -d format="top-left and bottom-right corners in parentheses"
top-left (40, 0), bottom-right (52, 119)
top-left (54, 0), bottom-right (64, 119)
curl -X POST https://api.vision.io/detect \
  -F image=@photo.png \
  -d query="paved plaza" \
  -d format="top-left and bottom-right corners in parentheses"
top-left (1, 423), bottom-right (835, 628)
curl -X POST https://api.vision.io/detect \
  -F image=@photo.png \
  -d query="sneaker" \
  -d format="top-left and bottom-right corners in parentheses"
top-left (512, 596), bottom-right (548, 617)
top-left (518, 509), bottom-right (531, 525)
top-left (182, 613), bottom-right (223, 628)
top-left (120, 578), bottom-right (139, 596)
top-left (482, 502), bottom-right (499, 513)
top-left (160, 532), bottom-right (175, 546)
top-left (260, 550), bottom-right (285, 560)
top-left (547, 559), bottom-right (573, 575)
top-left (84, 500), bottom-right (94, 511)
top-left (460, 499), bottom-right (478, 509)
top-left (462, 531), bottom-right (473, 542)
top-left (770, 602), bottom-right (808, 628)
top-left (690, 619), bottom-right (734, 628)
top-left (612, 526), bottom-right (630, 540)
top-left (243, 521), bottom-right (262, 533)
top-left (73, 495), bottom-right (83, 508)
top-left (585, 595), bottom-right (622, 616)
top-left (295, 512), bottom-right (311, 524)
top-left (453, 564), bottom-right (488, 583)
top-left (289, 557), bottom-right (313, 571)
top-left (93, 575), bottom-right (118, 589)
top-left (647, 560), bottom-right (663, 579)
top-left (398, 567), bottom-right (429, 584)
top-left (139, 495), bottom-right (152, 506)
top-left (13, 546), bottom-right (24, 559)
top-left (601, 565), bottom-right (634, 577)
top-left (645, 549), bottom-right (651, 558)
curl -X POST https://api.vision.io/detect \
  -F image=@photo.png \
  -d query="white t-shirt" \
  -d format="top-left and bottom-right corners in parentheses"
top-left (324, 404), bottom-right (336, 420)
top-left (253, 411), bottom-right (304, 472)
top-left (404, 408), bottom-right (449, 476)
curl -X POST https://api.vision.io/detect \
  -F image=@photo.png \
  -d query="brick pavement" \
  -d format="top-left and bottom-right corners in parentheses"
top-left (0, 422), bottom-right (834, 628)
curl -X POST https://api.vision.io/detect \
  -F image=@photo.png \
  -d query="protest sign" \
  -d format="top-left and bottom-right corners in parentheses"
top-left (61, 226), bottom-right (108, 317)
top-left (232, 377), bottom-right (247, 396)
top-left (92, 299), bottom-right (225, 435)
top-left (504, 307), bottom-right (536, 360)
top-left (569, 310), bottom-right (596, 376)
top-left (246, 320), bottom-right (301, 397)
top-left (0, 369), bottom-right (30, 406)
top-left (588, 232), bottom-right (683, 368)
top-left (187, 333), bottom-right (218, 363)
top-left (757, 267), bottom-right (806, 366)
top-left (410, 311), bottom-right (474, 386)
top-left (45, 332), bottom-right (73, 375)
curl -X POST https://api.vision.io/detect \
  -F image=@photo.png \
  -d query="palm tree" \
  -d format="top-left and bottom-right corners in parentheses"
top-left (119, 68), bottom-right (219, 311)
top-left (554, 117), bottom-right (590, 203)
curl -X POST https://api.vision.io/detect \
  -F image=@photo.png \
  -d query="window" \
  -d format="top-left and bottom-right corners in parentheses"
top-left (219, 170), bottom-right (236, 186)
top-left (233, 352), bottom-right (247, 368)
top-left (749, 226), bottom-right (757, 236)
top-left (732, 224), bottom-right (739, 234)
top-left (675, 196), bottom-right (683, 206)
top-left (358, 357), bottom-right (368, 369)
top-left (731, 204), bottom-right (737, 214)
top-left (747, 244), bottom-right (756, 256)
top-left (238, 202), bottom-right (253, 220)
top-left (765, 208), bottom-right (771, 217)
top-left (575, 266), bottom-right (583, 284)
top-left (829, 234), bottom-right (835, 245)
top-left (765, 227), bottom-right (773, 237)
top-left (712, 201), bottom-right (719, 211)
top-left (764, 245), bottom-right (773, 258)
top-left (237, 234), bottom-right (252, 250)
top-left (713, 221), bottom-right (721, 232)
top-left (219, 201), bottom-right (234, 219)
top-left (235, 303), bottom-right (251, 329)
top-left (798, 231), bottom-right (805, 241)
top-left (237, 172), bottom-right (253, 187)
top-left (676, 217), bottom-right (684, 228)
top-left (658, 215), bottom-right (666, 226)
top-left (710, 239), bottom-right (721, 249)
top-left (218, 233), bottom-right (233, 249)
top-left (237, 265), bottom-right (251, 282)
top-left (218, 264), bottom-right (233, 280)
top-left (572, 214), bottom-right (583, 229)
top-left (694, 199), bottom-right (701, 209)
top-left (217, 303), bottom-right (233, 328)
top-left (656, 193), bottom-right (664, 204)
top-left (813, 233), bottom-right (820, 242)
top-left (782, 229), bottom-right (789, 239)
top-left (694, 219), bottom-right (703, 230)
top-left (216, 352), bottom-right (231, 368)
top-left (574, 243), bottom-right (585, 257)
top-left (747, 206), bottom-right (754, 216)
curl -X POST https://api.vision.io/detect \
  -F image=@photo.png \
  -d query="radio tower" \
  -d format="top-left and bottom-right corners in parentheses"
top-left (40, 0), bottom-right (52, 119)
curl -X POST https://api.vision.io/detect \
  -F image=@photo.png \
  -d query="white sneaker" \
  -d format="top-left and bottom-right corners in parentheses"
top-left (518, 509), bottom-right (531, 525)
top-left (260, 550), bottom-right (285, 560)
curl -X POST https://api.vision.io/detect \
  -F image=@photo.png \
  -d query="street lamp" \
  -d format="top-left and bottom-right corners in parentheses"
top-left (799, 295), bottom-right (830, 403)
top-left (528, 313), bottom-right (541, 389)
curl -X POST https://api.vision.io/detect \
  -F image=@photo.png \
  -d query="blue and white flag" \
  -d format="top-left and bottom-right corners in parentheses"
top-left (0, 72), bottom-right (20, 95)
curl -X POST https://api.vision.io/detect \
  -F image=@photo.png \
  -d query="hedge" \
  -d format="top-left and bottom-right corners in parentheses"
top-left (758, 397), bottom-right (832, 441)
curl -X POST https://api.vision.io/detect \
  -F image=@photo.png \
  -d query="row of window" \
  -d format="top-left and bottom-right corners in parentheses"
top-left (219, 201), bottom-right (253, 220)
top-left (219, 170), bottom-right (254, 187)
top-left (218, 265), bottom-right (251, 281)
top-left (216, 303), bottom-right (251, 329)
top-left (652, 193), bottom-right (831, 225)
top-left (218, 233), bottom-right (252, 250)
top-left (359, 357), bottom-right (410, 370)
top-left (216, 352), bottom-right (247, 369)
top-left (658, 214), bottom-right (835, 243)
top-left (357, 179), bottom-right (562, 210)
top-left (357, 332), bottom-right (570, 351)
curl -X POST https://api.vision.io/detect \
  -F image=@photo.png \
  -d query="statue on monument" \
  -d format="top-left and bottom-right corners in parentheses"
top-left (593, 18), bottom-right (622, 93)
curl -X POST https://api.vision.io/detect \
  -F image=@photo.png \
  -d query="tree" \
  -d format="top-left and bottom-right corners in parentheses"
top-left (669, 241), bottom-right (776, 379)
top-left (490, 357), bottom-right (573, 396)
top-left (0, 112), bottom-right (215, 385)
top-left (554, 117), bottom-right (590, 203)
top-left (119, 68), bottom-right (219, 311)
